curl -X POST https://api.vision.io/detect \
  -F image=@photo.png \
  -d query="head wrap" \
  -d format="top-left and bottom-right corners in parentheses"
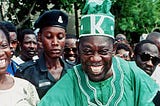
top-left (79, 0), bottom-right (115, 39)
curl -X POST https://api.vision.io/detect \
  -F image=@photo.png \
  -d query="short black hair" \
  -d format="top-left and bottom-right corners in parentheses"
top-left (134, 40), bottom-right (156, 56)
top-left (18, 29), bottom-right (35, 44)
top-left (115, 43), bottom-right (132, 57)
top-left (0, 21), bottom-right (16, 33)
top-left (146, 32), bottom-right (160, 40)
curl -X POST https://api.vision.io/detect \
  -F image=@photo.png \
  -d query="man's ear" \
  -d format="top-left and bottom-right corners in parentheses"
top-left (37, 32), bottom-right (42, 43)
top-left (76, 40), bottom-right (80, 54)
top-left (18, 42), bottom-right (22, 51)
top-left (37, 32), bottom-right (44, 49)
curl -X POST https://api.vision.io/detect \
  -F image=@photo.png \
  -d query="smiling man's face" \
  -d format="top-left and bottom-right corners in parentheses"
top-left (79, 36), bottom-right (113, 82)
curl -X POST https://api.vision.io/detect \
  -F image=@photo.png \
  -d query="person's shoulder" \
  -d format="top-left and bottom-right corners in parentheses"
top-left (17, 60), bottom-right (37, 72)
top-left (128, 61), bottom-right (146, 74)
top-left (12, 56), bottom-right (24, 65)
top-left (113, 56), bottom-right (130, 69)
top-left (113, 56), bottom-right (128, 63)
top-left (128, 60), bottom-right (157, 86)
top-left (13, 76), bottom-right (33, 86)
top-left (113, 57), bottom-right (140, 71)
top-left (61, 57), bottom-right (74, 70)
top-left (112, 57), bottom-right (140, 79)
top-left (66, 64), bottom-right (81, 73)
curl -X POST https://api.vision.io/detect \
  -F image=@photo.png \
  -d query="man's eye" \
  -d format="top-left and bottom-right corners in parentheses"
top-left (43, 33), bottom-right (51, 39)
top-left (46, 34), bottom-right (52, 38)
top-left (82, 49), bottom-right (93, 55)
top-left (57, 33), bottom-right (65, 40)
top-left (10, 41), bottom-right (17, 44)
top-left (1, 44), bottom-right (9, 49)
top-left (99, 50), bottom-right (111, 55)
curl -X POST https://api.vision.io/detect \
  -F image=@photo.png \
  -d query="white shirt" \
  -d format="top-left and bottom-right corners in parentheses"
top-left (151, 64), bottom-right (160, 87)
top-left (0, 76), bottom-right (39, 106)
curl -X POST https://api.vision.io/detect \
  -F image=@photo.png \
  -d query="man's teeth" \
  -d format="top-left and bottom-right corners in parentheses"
top-left (90, 66), bottom-right (103, 73)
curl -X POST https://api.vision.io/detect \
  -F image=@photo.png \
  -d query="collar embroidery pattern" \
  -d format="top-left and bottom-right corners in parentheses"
top-left (73, 57), bottom-right (124, 106)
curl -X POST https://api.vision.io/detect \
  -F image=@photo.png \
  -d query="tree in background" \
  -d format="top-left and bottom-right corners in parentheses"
top-left (0, 0), bottom-right (85, 29)
top-left (111, 0), bottom-right (160, 43)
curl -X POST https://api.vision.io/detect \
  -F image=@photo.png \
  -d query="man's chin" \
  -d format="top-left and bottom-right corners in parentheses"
top-left (145, 70), bottom-right (152, 76)
top-left (68, 57), bottom-right (76, 62)
top-left (50, 54), bottom-right (61, 59)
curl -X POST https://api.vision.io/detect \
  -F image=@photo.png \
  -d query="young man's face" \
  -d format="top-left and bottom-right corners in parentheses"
top-left (39, 26), bottom-right (66, 59)
top-left (21, 34), bottom-right (37, 61)
top-left (79, 36), bottom-right (113, 82)
top-left (9, 32), bottom-right (18, 56)
top-left (135, 43), bottom-right (159, 76)
top-left (64, 38), bottom-right (78, 62)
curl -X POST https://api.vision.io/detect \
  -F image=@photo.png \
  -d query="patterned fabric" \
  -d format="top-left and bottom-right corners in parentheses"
top-left (79, 0), bottom-right (114, 38)
top-left (38, 57), bottom-right (159, 106)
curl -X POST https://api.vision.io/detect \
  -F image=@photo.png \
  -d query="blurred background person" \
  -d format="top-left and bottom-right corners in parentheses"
top-left (115, 33), bottom-right (128, 44)
top-left (114, 43), bottom-right (133, 61)
top-left (134, 40), bottom-right (160, 76)
top-left (146, 31), bottom-right (160, 86)
top-left (0, 25), bottom-right (39, 106)
top-left (34, 28), bottom-right (44, 57)
top-left (13, 28), bottom-right (38, 65)
top-left (146, 32), bottom-right (160, 52)
top-left (63, 34), bottom-right (79, 66)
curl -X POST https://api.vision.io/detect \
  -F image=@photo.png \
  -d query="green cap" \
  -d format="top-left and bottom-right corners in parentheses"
top-left (79, 0), bottom-right (115, 39)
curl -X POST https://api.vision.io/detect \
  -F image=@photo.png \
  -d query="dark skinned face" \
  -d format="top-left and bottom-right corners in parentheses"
top-left (21, 34), bottom-right (37, 61)
top-left (64, 38), bottom-right (78, 62)
top-left (39, 27), bottom-right (66, 59)
top-left (79, 36), bottom-right (113, 82)
top-left (9, 32), bottom-right (18, 56)
top-left (135, 43), bottom-right (159, 76)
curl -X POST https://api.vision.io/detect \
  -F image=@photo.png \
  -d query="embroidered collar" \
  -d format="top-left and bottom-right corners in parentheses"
top-left (73, 57), bottom-right (124, 106)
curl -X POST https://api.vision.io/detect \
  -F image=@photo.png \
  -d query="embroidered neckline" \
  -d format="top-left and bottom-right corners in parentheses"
top-left (73, 57), bottom-right (124, 106)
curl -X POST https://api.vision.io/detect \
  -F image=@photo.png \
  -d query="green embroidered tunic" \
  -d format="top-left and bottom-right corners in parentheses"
top-left (38, 57), bottom-right (159, 106)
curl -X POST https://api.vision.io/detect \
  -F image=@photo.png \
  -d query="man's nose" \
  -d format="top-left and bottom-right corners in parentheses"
top-left (51, 37), bottom-right (58, 45)
top-left (146, 60), bottom-right (154, 67)
top-left (90, 53), bottom-right (102, 62)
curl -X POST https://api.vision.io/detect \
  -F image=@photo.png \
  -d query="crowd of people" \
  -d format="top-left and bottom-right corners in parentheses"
top-left (0, 0), bottom-right (160, 105)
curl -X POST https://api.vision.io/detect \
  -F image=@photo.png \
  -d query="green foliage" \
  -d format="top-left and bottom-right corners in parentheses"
top-left (111, 0), bottom-right (160, 42)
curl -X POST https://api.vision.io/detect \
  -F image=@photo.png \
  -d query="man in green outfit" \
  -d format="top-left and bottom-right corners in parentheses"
top-left (38, 0), bottom-right (159, 105)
